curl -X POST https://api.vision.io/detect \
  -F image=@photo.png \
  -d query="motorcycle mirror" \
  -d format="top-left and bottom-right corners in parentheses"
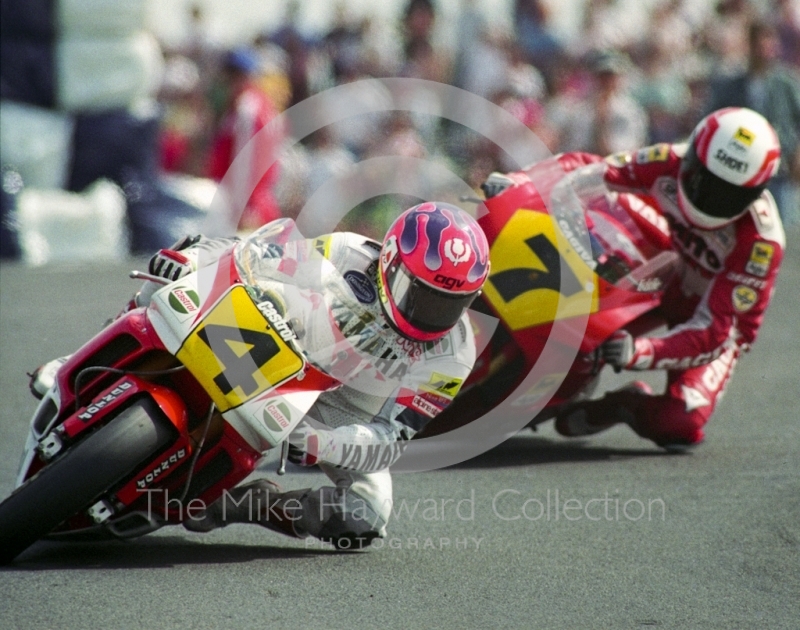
top-left (129, 270), bottom-right (172, 285)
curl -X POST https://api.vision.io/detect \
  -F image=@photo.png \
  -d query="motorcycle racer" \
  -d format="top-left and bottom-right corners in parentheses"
top-left (554, 107), bottom-right (785, 451)
top-left (31, 202), bottom-right (490, 550)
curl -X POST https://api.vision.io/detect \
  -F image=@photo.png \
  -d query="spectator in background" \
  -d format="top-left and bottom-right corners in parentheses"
top-left (578, 0), bottom-right (645, 56)
top-left (401, 0), bottom-right (448, 83)
top-left (185, 3), bottom-right (218, 64)
top-left (706, 21), bottom-right (800, 224)
top-left (269, 0), bottom-right (312, 107)
top-left (452, 0), bottom-right (486, 91)
top-left (648, 0), bottom-right (695, 67)
top-left (514, 0), bottom-right (562, 79)
top-left (323, 2), bottom-right (367, 82)
top-left (305, 127), bottom-right (356, 198)
top-left (548, 50), bottom-right (648, 156)
top-left (207, 48), bottom-right (283, 231)
top-left (1, 0), bottom-right (210, 257)
top-left (631, 43), bottom-right (691, 143)
top-left (158, 54), bottom-right (210, 175)
top-left (703, 0), bottom-right (756, 78)
top-left (457, 26), bottom-right (513, 100)
top-left (773, 0), bottom-right (800, 67)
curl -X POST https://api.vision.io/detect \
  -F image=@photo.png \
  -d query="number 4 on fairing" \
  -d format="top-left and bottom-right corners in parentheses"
top-left (197, 325), bottom-right (281, 397)
top-left (176, 286), bottom-right (304, 411)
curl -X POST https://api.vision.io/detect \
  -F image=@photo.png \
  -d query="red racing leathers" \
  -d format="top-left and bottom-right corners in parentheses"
top-left (559, 145), bottom-right (785, 446)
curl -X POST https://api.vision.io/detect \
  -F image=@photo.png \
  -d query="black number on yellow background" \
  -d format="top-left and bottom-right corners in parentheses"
top-left (489, 234), bottom-right (583, 302)
top-left (198, 324), bottom-right (280, 396)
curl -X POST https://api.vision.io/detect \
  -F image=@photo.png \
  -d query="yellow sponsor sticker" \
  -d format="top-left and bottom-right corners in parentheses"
top-left (605, 152), bottom-right (632, 167)
top-left (734, 127), bottom-right (755, 146)
top-left (745, 242), bottom-right (774, 278)
top-left (421, 372), bottom-right (464, 400)
top-left (176, 286), bottom-right (303, 411)
top-left (732, 285), bottom-right (758, 313)
top-left (635, 143), bottom-right (670, 164)
top-left (313, 236), bottom-right (332, 259)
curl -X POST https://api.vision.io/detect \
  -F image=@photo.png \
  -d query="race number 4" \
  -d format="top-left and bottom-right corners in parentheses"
top-left (197, 325), bottom-right (281, 397)
top-left (177, 287), bottom-right (304, 411)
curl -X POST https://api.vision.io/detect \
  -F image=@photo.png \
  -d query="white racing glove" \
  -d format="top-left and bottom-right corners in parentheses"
top-left (147, 235), bottom-right (241, 283)
top-left (148, 235), bottom-right (202, 282)
top-left (148, 249), bottom-right (197, 282)
top-left (600, 331), bottom-right (654, 372)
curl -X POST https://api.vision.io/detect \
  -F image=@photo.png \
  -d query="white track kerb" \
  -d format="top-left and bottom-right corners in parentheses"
top-left (197, 78), bottom-right (593, 472)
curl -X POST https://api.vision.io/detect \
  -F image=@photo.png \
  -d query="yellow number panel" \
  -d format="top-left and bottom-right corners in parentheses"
top-left (483, 209), bottom-right (598, 331)
top-left (177, 286), bottom-right (303, 411)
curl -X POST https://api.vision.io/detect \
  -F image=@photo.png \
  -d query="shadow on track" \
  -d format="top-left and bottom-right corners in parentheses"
top-left (448, 434), bottom-right (672, 469)
top-left (1, 534), bottom-right (337, 570)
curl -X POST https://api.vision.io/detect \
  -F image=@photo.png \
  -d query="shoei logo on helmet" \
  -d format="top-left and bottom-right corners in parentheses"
top-left (444, 238), bottom-right (471, 265)
top-left (714, 148), bottom-right (748, 174)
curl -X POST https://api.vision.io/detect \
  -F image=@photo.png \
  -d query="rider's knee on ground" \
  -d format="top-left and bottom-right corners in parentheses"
top-left (632, 395), bottom-right (706, 449)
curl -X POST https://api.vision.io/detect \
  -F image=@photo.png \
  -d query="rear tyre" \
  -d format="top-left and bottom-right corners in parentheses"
top-left (0, 398), bottom-right (175, 564)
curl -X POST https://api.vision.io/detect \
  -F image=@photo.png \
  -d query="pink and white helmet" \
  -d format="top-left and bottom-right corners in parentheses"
top-left (678, 107), bottom-right (781, 229)
top-left (378, 202), bottom-right (490, 341)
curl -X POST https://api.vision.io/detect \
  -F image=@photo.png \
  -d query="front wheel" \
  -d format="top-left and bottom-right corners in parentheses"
top-left (0, 398), bottom-right (175, 564)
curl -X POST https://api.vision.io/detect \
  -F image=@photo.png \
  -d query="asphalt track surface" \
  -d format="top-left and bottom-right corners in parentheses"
top-left (1, 234), bottom-right (798, 629)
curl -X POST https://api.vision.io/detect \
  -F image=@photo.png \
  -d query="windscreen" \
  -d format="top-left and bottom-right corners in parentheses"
top-left (550, 166), bottom-right (679, 292)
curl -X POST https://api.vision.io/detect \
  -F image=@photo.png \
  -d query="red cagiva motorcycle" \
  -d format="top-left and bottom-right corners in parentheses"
top-left (0, 220), bottom-right (342, 564)
top-left (420, 158), bottom-right (679, 437)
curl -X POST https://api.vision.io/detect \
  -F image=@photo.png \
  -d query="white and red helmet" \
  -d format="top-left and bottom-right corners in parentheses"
top-left (378, 202), bottom-right (490, 341)
top-left (678, 107), bottom-right (781, 229)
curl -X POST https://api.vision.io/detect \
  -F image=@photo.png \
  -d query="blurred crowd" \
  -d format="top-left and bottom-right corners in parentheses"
top-left (157, 0), bottom-right (800, 234)
top-left (2, 0), bottom-right (798, 263)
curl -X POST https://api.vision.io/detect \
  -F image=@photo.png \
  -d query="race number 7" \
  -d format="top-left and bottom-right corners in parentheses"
top-left (489, 233), bottom-right (583, 302)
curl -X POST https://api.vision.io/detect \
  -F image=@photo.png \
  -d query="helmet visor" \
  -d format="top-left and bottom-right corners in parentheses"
top-left (385, 262), bottom-right (479, 334)
top-left (679, 144), bottom-right (765, 219)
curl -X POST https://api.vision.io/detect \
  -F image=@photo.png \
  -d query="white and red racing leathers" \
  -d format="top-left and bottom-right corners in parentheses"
top-left (558, 145), bottom-right (785, 446)
top-left (169, 230), bottom-right (477, 541)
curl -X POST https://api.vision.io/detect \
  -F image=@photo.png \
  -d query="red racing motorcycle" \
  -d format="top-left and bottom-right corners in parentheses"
top-left (420, 157), bottom-right (679, 437)
top-left (0, 220), bottom-right (342, 563)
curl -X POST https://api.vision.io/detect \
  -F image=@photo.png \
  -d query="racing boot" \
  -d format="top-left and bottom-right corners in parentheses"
top-left (554, 381), bottom-right (653, 437)
top-left (28, 356), bottom-right (70, 400)
top-left (183, 478), bottom-right (307, 539)
top-left (300, 486), bottom-right (386, 551)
